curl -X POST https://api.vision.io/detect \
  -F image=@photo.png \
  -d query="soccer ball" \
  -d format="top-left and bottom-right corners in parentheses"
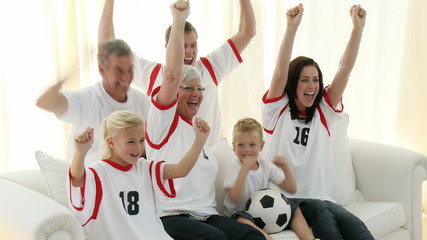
top-left (245, 188), bottom-right (291, 234)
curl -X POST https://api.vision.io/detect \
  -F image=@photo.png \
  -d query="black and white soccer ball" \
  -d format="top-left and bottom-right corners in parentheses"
top-left (245, 188), bottom-right (291, 234)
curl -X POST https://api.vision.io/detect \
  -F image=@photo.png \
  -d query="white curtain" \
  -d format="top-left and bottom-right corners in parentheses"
top-left (0, 0), bottom-right (425, 173)
top-left (0, 0), bottom-right (99, 171)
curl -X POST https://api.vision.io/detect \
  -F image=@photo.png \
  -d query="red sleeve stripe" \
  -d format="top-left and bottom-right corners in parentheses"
top-left (323, 89), bottom-right (344, 113)
top-left (262, 90), bottom-right (285, 103)
top-left (150, 86), bottom-right (177, 110)
top-left (68, 168), bottom-right (85, 211)
top-left (147, 63), bottom-right (162, 96)
top-left (145, 113), bottom-right (179, 150)
top-left (149, 161), bottom-right (154, 177)
top-left (200, 57), bottom-right (219, 86)
top-left (262, 91), bottom-right (288, 135)
top-left (263, 104), bottom-right (288, 135)
top-left (82, 168), bottom-right (103, 227)
top-left (154, 161), bottom-right (176, 198)
top-left (227, 39), bottom-right (243, 63)
top-left (316, 106), bottom-right (331, 137)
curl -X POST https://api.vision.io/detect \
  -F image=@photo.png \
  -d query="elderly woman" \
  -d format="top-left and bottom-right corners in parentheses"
top-left (144, 1), bottom-right (265, 240)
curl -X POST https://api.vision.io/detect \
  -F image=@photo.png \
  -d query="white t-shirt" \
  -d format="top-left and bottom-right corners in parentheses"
top-left (67, 159), bottom-right (174, 240)
top-left (261, 91), bottom-right (344, 201)
top-left (133, 39), bottom-right (242, 147)
top-left (60, 82), bottom-right (150, 164)
top-left (145, 87), bottom-right (218, 217)
top-left (223, 157), bottom-right (284, 216)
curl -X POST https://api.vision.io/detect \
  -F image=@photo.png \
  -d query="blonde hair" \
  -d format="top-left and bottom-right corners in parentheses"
top-left (100, 110), bottom-right (144, 158)
top-left (232, 117), bottom-right (263, 144)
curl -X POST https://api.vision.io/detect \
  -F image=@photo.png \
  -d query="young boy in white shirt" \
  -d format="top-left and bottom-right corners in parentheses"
top-left (223, 117), bottom-right (316, 240)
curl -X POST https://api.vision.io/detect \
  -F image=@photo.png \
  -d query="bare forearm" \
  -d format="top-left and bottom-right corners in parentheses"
top-left (279, 167), bottom-right (297, 193)
top-left (70, 152), bottom-right (86, 187)
top-left (239, 0), bottom-right (256, 36)
top-left (165, 17), bottom-right (185, 80)
top-left (231, 0), bottom-right (256, 53)
top-left (158, 5), bottom-right (187, 105)
top-left (163, 140), bottom-right (205, 179)
top-left (228, 165), bottom-right (252, 203)
top-left (339, 27), bottom-right (364, 75)
top-left (268, 26), bottom-right (298, 99)
top-left (36, 80), bottom-right (68, 116)
top-left (268, 5), bottom-right (303, 99)
top-left (328, 27), bottom-right (364, 105)
top-left (99, 0), bottom-right (115, 44)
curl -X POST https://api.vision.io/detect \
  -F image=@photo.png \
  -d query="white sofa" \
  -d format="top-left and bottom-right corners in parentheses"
top-left (1, 137), bottom-right (427, 240)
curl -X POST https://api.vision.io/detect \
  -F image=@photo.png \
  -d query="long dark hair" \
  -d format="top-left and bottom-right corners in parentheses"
top-left (285, 56), bottom-right (324, 124)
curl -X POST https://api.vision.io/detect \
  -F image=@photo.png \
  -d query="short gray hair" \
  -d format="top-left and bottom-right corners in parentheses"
top-left (181, 65), bottom-right (201, 83)
top-left (98, 39), bottom-right (133, 68)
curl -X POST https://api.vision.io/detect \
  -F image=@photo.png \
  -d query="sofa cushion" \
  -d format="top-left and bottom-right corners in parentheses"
top-left (330, 113), bottom-right (364, 206)
top-left (269, 230), bottom-right (299, 239)
top-left (210, 137), bottom-right (236, 216)
top-left (345, 201), bottom-right (406, 239)
top-left (35, 151), bottom-right (70, 207)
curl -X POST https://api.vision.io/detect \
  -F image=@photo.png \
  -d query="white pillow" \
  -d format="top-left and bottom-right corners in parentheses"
top-left (330, 113), bottom-right (364, 206)
top-left (35, 151), bottom-right (70, 207)
top-left (210, 137), bottom-right (236, 216)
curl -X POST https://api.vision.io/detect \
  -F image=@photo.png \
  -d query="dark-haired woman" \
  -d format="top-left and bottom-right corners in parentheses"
top-left (262, 4), bottom-right (374, 240)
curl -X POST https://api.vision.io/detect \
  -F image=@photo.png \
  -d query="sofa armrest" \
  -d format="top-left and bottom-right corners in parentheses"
top-left (350, 139), bottom-right (427, 240)
top-left (0, 169), bottom-right (47, 196)
top-left (0, 178), bottom-right (84, 240)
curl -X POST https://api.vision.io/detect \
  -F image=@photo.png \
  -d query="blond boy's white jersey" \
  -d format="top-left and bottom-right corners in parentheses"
top-left (223, 157), bottom-right (284, 216)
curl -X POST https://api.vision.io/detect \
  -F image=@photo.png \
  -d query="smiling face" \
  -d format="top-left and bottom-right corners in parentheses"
top-left (100, 54), bottom-right (134, 102)
top-left (177, 77), bottom-right (203, 121)
top-left (233, 131), bottom-right (264, 160)
top-left (108, 124), bottom-right (145, 166)
top-left (295, 65), bottom-right (320, 112)
top-left (165, 22), bottom-right (199, 66)
top-left (183, 31), bottom-right (198, 66)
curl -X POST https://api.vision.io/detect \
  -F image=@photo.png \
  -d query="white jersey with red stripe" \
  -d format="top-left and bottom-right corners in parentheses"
top-left (261, 91), bottom-right (344, 201)
top-left (133, 39), bottom-right (242, 147)
top-left (66, 159), bottom-right (174, 240)
top-left (223, 157), bottom-right (285, 216)
top-left (145, 87), bottom-right (219, 217)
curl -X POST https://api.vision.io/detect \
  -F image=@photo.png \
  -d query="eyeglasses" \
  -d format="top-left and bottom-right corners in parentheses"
top-left (179, 84), bottom-right (205, 92)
